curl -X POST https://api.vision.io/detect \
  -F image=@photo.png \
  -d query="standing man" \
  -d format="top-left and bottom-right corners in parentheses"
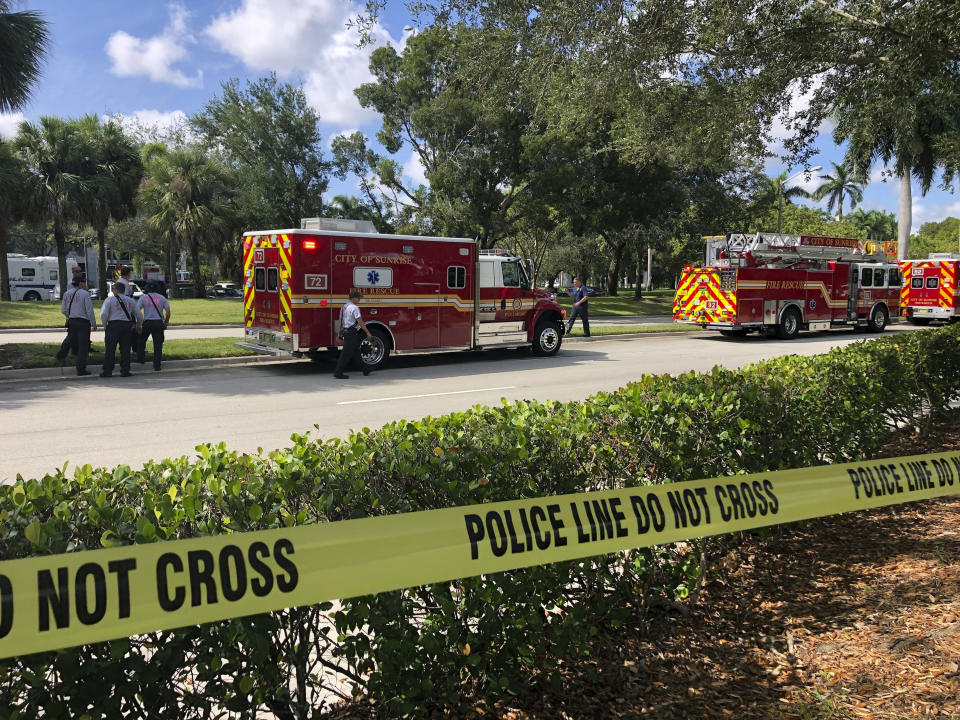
top-left (56, 275), bottom-right (96, 376)
top-left (565, 276), bottom-right (590, 337)
top-left (114, 266), bottom-right (134, 297)
top-left (333, 289), bottom-right (373, 379)
top-left (137, 281), bottom-right (171, 371)
top-left (99, 283), bottom-right (141, 378)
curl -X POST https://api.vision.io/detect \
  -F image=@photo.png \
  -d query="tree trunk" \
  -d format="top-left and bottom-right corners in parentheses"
top-left (54, 219), bottom-right (67, 297)
top-left (898, 171), bottom-right (911, 261)
top-left (191, 236), bottom-right (204, 298)
top-left (167, 235), bottom-right (179, 298)
top-left (633, 250), bottom-right (643, 299)
top-left (97, 227), bottom-right (107, 300)
top-left (602, 233), bottom-right (624, 296)
top-left (0, 221), bottom-right (9, 301)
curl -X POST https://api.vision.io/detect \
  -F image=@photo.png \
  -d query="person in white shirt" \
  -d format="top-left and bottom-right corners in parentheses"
top-left (56, 276), bottom-right (96, 376)
top-left (333, 289), bottom-right (373, 379)
top-left (99, 283), bottom-right (141, 377)
top-left (114, 266), bottom-right (134, 297)
top-left (136, 282), bottom-right (171, 371)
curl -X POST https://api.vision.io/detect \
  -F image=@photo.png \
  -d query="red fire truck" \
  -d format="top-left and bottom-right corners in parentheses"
top-left (899, 254), bottom-right (960, 324)
top-left (237, 219), bottom-right (566, 369)
top-left (673, 233), bottom-right (901, 338)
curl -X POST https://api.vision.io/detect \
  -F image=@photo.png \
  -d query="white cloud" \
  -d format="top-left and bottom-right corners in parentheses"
top-left (204, 0), bottom-right (402, 126)
top-left (106, 4), bottom-right (202, 88)
top-left (0, 112), bottom-right (25, 140)
top-left (912, 198), bottom-right (960, 234)
top-left (403, 150), bottom-right (428, 188)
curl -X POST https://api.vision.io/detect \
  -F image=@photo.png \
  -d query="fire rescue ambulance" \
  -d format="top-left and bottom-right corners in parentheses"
top-left (899, 253), bottom-right (960, 325)
top-left (673, 233), bottom-right (901, 338)
top-left (238, 219), bottom-right (567, 369)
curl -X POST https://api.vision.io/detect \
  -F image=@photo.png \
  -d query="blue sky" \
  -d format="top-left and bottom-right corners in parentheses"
top-left (3, 0), bottom-right (957, 233)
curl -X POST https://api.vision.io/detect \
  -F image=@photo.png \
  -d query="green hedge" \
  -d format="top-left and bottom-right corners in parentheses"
top-left (2, 325), bottom-right (960, 718)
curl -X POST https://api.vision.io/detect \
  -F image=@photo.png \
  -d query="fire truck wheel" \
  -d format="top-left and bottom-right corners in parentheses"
top-left (532, 320), bottom-right (563, 356)
top-left (776, 308), bottom-right (801, 340)
top-left (360, 328), bottom-right (391, 370)
top-left (867, 305), bottom-right (889, 333)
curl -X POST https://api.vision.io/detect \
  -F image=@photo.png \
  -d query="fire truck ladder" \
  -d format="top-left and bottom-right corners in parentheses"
top-left (721, 233), bottom-right (881, 264)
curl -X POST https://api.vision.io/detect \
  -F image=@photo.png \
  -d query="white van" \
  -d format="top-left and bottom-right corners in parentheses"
top-left (7, 255), bottom-right (79, 301)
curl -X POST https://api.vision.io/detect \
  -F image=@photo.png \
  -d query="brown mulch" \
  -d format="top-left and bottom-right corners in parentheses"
top-left (335, 419), bottom-right (960, 719)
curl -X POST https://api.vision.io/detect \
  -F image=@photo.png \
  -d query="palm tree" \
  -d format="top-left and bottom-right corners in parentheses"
top-left (328, 194), bottom-right (374, 221)
top-left (0, 0), bottom-right (50, 112)
top-left (15, 117), bottom-right (94, 295)
top-left (139, 147), bottom-right (235, 298)
top-left (811, 162), bottom-right (865, 221)
top-left (76, 116), bottom-right (143, 296)
top-left (0, 139), bottom-right (29, 300)
top-left (847, 208), bottom-right (897, 243)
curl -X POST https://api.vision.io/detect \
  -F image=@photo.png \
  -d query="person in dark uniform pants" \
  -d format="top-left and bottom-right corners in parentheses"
top-left (56, 276), bottom-right (96, 376)
top-left (334, 289), bottom-right (373, 379)
top-left (99, 283), bottom-right (141, 377)
top-left (137, 282), bottom-right (171, 370)
top-left (565, 276), bottom-right (590, 337)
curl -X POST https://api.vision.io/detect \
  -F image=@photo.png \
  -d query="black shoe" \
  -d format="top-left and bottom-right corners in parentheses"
top-left (362, 368), bottom-right (371, 376)
top-left (99, 372), bottom-right (112, 378)
top-left (121, 371), bottom-right (132, 377)
top-left (89, 347), bottom-right (99, 353)
top-left (77, 369), bottom-right (91, 376)
top-left (334, 373), bottom-right (349, 379)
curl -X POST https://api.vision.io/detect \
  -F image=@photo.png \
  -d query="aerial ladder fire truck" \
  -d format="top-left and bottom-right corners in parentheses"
top-left (673, 233), bottom-right (901, 338)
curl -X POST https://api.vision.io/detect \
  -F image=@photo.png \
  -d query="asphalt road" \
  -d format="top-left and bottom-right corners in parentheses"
top-left (0, 324), bottom-right (923, 483)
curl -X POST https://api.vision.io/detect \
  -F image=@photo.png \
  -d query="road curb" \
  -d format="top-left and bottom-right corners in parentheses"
top-left (0, 354), bottom-right (291, 383)
top-left (0, 329), bottom-right (693, 384)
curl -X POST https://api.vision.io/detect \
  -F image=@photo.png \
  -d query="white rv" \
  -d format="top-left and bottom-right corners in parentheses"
top-left (6, 255), bottom-right (79, 301)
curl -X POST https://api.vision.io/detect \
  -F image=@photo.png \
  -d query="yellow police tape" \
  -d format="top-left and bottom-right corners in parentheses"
top-left (1, 450), bottom-right (959, 660)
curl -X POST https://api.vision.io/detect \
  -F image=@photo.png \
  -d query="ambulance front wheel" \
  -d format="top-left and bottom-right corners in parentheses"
top-left (532, 320), bottom-right (563, 356)
top-left (360, 328), bottom-right (391, 370)
top-left (867, 305), bottom-right (889, 333)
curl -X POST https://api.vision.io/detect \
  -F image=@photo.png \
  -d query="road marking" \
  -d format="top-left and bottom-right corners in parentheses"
top-left (337, 386), bottom-right (516, 405)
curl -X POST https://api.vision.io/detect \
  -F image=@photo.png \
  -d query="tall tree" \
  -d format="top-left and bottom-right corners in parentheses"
top-left (191, 74), bottom-right (327, 229)
top-left (76, 115), bottom-right (143, 296)
top-left (355, 24), bottom-right (532, 246)
top-left (0, 139), bottom-right (28, 299)
top-left (0, 0), bottom-right (49, 112)
top-left (15, 116), bottom-right (93, 295)
top-left (139, 147), bottom-right (235, 298)
top-left (812, 162), bottom-right (864, 220)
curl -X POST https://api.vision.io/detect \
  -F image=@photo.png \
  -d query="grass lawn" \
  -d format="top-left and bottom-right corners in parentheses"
top-left (564, 324), bottom-right (695, 337)
top-left (0, 290), bottom-right (677, 329)
top-left (0, 337), bottom-right (256, 370)
top-left (0, 299), bottom-right (244, 328)
top-left (554, 288), bottom-right (675, 316)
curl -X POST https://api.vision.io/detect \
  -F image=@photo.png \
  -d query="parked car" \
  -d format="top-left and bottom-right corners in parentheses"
top-left (206, 282), bottom-right (242, 299)
top-left (89, 280), bottom-right (143, 300)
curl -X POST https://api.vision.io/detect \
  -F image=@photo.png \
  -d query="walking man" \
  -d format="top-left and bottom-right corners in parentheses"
top-left (565, 276), bottom-right (590, 337)
top-left (100, 283), bottom-right (141, 378)
top-left (56, 276), bottom-right (96, 376)
top-left (333, 289), bottom-right (373, 379)
top-left (137, 282), bottom-right (171, 371)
